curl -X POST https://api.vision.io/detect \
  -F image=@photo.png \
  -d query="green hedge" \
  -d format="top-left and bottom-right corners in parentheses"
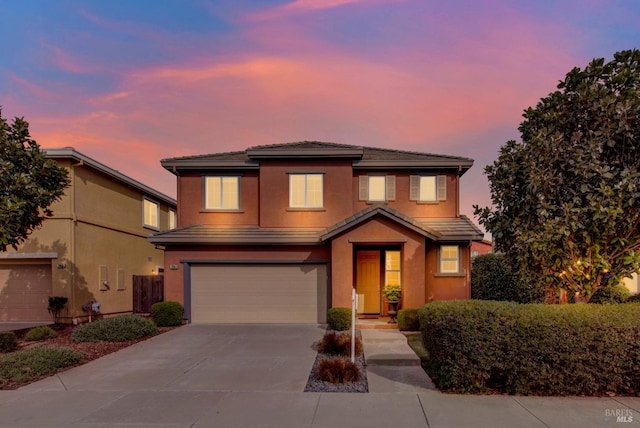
top-left (589, 284), bottom-right (630, 304)
top-left (419, 300), bottom-right (640, 395)
top-left (71, 314), bottom-right (159, 343)
top-left (327, 308), bottom-right (351, 331)
top-left (151, 301), bottom-right (184, 326)
top-left (471, 254), bottom-right (545, 303)
top-left (398, 308), bottom-right (420, 331)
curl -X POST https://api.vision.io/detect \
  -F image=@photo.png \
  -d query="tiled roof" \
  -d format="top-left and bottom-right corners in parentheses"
top-left (150, 209), bottom-right (483, 246)
top-left (160, 141), bottom-right (473, 173)
top-left (148, 225), bottom-right (324, 245)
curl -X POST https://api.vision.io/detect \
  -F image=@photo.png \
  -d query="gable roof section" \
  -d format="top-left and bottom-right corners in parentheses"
top-left (320, 205), bottom-right (483, 242)
top-left (46, 148), bottom-right (176, 207)
top-left (321, 205), bottom-right (439, 241)
top-left (160, 141), bottom-right (474, 175)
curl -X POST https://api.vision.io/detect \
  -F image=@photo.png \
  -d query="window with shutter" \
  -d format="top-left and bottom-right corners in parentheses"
top-left (360, 176), bottom-right (395, 202)
top-left (410, 175), bottom-right (443, 202)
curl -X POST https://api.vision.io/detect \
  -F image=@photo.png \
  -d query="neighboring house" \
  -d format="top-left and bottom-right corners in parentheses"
top-left (0, 148), bottom-right (176, 323)
top-left (149, 141), bottom-right (483, 324)
top-left (471, 239), bottom-right (493, 259)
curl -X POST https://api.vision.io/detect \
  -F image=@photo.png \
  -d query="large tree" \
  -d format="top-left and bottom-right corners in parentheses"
top-left (475, 49), bottom-right (640, 299)
top-left (0, 110), bottom-right (70, 251)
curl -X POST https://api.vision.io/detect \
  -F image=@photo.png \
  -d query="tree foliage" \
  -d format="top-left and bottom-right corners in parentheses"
top-left (475, 50), bottom-right (640, 299)
top-left (0, 110), bottom-right (70, 251)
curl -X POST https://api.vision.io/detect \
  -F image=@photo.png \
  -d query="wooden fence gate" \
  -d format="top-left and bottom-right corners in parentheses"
top-left (133, 275), bottom-right (164, 313)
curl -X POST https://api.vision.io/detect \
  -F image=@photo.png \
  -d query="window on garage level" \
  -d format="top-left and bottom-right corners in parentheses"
top-left (439, 245), bottom-right (460, 273)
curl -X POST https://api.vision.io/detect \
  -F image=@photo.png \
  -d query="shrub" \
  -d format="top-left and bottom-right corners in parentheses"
top-left (471, 254), bottom-right (545, 303)
top-left (628, 294), bottom-right (640, 303)
top-left (150, 301), bottom-right (184, 326)
top-left (0, 331), bottom-right (18, 353)
top-left (398, 308), bottom-right (420, 331)
top-left (47, 296), bottom-right (68, 323)
top-left (419, 300), bottom-right (640, 395)
top-left (0, 346), bottom-right (81, 388)
top-left (71, 314), bottom-right (159, 343)
top-left (589, 284), bottom-right (630, 304)
top-left (318, 331), bottom-right (362, 356)
top-left (327, 307), bottom-right (351, 331)
top-left (24, 326), bottom-right (58, 341)
top-left (316, 357), bottom-right (361, 383)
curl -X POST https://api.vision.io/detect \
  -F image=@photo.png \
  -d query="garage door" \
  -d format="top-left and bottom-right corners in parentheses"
top-left (0, 263), bottom-right (52, 321)
top-left (190, 264), bottom-right (327, 323)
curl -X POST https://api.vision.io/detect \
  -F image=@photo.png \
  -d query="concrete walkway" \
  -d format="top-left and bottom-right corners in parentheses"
top-left (0, 324), bottom-right (638, 427)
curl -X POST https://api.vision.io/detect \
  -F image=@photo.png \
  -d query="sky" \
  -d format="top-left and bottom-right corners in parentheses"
top-left (1, 0), bottom-right (639, 229)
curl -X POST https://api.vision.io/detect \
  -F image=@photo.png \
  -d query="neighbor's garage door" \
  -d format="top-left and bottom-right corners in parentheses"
top-left (190, 264), bottom-right (327, 323)
top-left (0, 263), bottom-right (52, 321)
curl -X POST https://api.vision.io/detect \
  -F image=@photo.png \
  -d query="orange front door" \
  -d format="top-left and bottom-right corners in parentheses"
top-left (356, 250), bottom-right (381, 314)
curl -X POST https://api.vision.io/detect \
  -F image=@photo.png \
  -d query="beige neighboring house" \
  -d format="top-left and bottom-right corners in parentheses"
top-left (0, 148), bottom-right (176, 323)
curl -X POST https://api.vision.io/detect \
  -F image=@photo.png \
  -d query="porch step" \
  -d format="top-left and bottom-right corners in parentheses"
top-left (360, 329), bottom-right (420, 366)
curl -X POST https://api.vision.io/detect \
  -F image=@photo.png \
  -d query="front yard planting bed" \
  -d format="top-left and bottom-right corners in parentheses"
top-left (419, 300), bottom-right (640, 396)
top-left (305, 329), bottom-right (368, 392)
top-left (1, 315), bottom-right (180, 390)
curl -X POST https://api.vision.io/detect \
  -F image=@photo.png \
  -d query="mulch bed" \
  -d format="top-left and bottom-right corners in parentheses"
top-left (2, 323), bottom-right (179, 390)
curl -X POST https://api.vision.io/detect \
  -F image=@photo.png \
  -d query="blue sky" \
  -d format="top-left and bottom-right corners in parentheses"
top-left (1, 0), bottom-right (639, 225)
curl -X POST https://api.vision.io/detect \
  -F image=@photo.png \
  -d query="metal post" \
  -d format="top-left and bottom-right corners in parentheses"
top-left (351, 288), bottom-right (356, 363)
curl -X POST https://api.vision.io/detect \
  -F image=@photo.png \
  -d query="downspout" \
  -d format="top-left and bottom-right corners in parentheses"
top-left (456, 165), bottom-right (462, 216)
top-left (70, 160), bottom-right (81, 321)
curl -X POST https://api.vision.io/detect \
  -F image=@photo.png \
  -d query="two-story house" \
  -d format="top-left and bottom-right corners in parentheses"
top-left (0, 148), bottom-right (176, 324)
top-left (150, 141), bottom-right (483, 324)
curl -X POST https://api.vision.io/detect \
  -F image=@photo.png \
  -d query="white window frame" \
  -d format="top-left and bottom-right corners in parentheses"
top-left (289, 173), bottom-right (323, 208)
top-left (205, 176), bottom-right (240, 210)
top-left (143, 198), bottom-right (159, 230)
top-left (168, 209), bottom-right (176, 230)
top-left (440, 245), bottom-right (460, 273)
top-left (359, 175), bottom-right (396, 202)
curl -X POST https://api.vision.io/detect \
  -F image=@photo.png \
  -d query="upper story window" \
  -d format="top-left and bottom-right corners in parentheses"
top-left (168, 209), bottom-right (176, 230)
top-left (289, 174), bottom-right (323, 208)
top-left (440, 245), bottom-right (460, 273)
top-left (410, 175), bottom-right (447, 202)
top-left (143, 198), bottom-right (159, 229)
top-left (359, 175), bottom-right (396, 202)
top-left (205, 176), bottom-right (239, 210)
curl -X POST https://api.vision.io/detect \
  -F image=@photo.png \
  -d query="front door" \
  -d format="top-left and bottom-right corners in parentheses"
top-left (356, 250), bottom-right (381, 313)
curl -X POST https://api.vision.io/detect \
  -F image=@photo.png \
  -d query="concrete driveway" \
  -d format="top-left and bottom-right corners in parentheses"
top-left (24, 324), bottom-right (326, 393)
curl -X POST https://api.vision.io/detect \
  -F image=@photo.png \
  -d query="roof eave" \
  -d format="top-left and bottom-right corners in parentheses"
top-left (46, 148), bottom-right (176, 207)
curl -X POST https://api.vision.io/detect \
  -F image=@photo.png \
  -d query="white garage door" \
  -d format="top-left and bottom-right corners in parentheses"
top-left (0, 263), bottom-right (52, 322)
top-left (190, 264), bottom-right (327, 323)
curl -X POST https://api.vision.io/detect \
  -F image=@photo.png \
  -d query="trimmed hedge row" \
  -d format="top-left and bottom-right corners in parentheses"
top-left (419, 300), bottom-right (640, 395)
